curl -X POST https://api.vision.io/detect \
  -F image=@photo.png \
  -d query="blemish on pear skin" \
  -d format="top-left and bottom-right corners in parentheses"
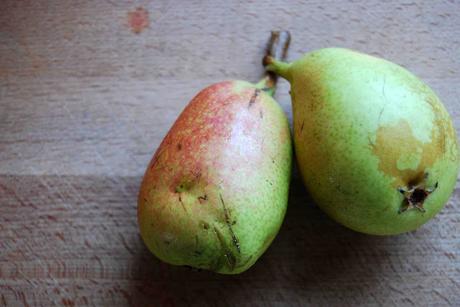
top-left (248, 89), bottom-right (260, 108)
top-left (198, 194), bottom-right (208, 203)
top-left (200, 221), bottom-right (210, 230)
top-left (405, 81), bottom-right (455, 158)
top-left (219, 194), bottom-right (240, 254)
top-left (371, 119), bottom-right (442, 188)
top-left (127, 7), bottom-right (149, 34)
top-left (177, 193), bottom-right (187, 212)
top-left (213, 226), bottom-right (236, 271)
top-left (425, 96), bottom-right (456, 155)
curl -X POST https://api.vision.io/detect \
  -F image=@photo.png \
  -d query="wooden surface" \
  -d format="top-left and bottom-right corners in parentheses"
top-left (1, 0), bottom-right (460, 306)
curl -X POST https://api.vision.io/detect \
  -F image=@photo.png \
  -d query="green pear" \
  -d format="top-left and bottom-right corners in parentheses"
top-left (138, 32), bottom-right (292, 273)
top-left (266, 48), bottom-right (459, 235)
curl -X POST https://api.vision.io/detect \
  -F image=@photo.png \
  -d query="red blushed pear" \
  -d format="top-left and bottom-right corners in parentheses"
top-left (138, 32), bottom-right (292, 274)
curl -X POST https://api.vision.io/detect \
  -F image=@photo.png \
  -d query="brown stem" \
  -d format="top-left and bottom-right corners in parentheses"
top-left (260, 31), bottom-right (290, 93)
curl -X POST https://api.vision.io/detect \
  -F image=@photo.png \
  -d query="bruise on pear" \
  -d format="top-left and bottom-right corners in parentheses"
top-left (371, 119), bottom-right (439, 188)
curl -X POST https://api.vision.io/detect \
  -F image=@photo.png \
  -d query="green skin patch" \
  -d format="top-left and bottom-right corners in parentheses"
top-left (267, 48), bottom-right (459, 235)
top-left (138, 80), bottom-right (292, 273)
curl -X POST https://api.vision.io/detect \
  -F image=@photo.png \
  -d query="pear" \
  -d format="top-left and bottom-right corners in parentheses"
top-left (138, 32), bottom-right (292, 273)
top-left (265, 48), bottom-right (459, 235)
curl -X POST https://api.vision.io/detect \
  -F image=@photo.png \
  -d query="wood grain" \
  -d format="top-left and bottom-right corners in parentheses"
top-left (1, 0), bottom-right (459, 306)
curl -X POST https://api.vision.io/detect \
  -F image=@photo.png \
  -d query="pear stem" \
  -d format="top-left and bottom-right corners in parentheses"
top-left (256, 31), bottom-right (291, 96)
top-left (264, 57), bottom-right (291, 81)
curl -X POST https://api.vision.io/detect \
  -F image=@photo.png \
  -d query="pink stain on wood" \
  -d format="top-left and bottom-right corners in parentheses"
top-left (127, 7), bottom-right (149, 34)
top-left (61, 298), bottom-right (75, 307)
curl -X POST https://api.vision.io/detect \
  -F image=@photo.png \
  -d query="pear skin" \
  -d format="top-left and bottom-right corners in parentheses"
top-left (266, 48), bottom-right (459, 235)
top-left (138, 32), bottom-right (292, 273)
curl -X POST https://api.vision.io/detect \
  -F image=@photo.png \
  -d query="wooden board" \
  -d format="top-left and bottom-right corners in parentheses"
top-left (1, 0), bottom-right (459, 305)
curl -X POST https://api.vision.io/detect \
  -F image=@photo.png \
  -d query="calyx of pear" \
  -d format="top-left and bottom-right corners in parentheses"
top-left (138, 31), bottom-right (292, 274)
top-left (265, 47), bottom-right (459, 235)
